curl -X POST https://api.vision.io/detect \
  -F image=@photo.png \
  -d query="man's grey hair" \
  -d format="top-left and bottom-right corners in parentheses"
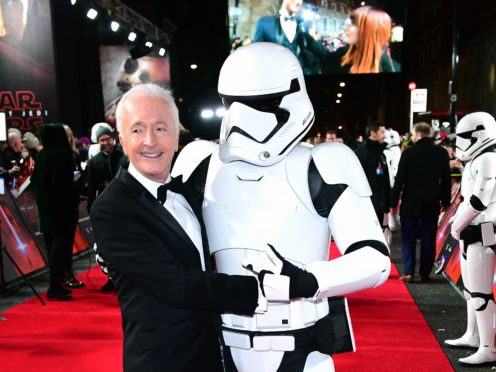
top-left (115, 83), bottom-right (179, 136)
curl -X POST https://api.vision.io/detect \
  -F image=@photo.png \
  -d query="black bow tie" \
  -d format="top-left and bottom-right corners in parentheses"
top-left (157, 177), bottom-right (183, 204)
top-left (283, 15), bottom-right (296, 22)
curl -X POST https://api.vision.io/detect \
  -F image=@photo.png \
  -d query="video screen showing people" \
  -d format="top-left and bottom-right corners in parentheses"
top-left (228, 0), bottom-right (403, 75)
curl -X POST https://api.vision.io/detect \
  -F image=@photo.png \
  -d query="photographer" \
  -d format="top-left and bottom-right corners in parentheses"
top-left (1, 128), bottom-right (23, 189)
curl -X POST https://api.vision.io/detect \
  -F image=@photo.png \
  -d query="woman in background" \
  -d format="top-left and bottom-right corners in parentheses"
top-left (326, 6), bottom-right (400, 74)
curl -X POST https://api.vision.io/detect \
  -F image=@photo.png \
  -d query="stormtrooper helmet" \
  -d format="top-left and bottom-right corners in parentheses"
top-left (455, 112), bottom-right (496, 161)
top-left (384, 128), bottom-right (400, 149)
top-left (217, 42), bottom-right (314, 166)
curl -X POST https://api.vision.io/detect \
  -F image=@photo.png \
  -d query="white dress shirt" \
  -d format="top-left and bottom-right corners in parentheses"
top-left (128, 163), bottom-right (205, 270)
top-left (280, 14), bottom-right (297, 43)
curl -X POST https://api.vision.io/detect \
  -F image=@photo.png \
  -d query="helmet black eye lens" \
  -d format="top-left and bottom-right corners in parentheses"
top-left (457, 124), bottom-right (485, 139)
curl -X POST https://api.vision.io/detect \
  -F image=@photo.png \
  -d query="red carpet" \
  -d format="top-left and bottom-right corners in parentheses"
top-left (0, 265), bottom-right (453, 371)
top-left (332, 264), bottom-right (453, 371)
top-left (0, 268), bottom-right (123, 372)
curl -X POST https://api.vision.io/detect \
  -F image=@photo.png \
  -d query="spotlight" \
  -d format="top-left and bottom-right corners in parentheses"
top-left (336, 99), bottom-right (341, 104)
top-left (201, 109), bottom-right (214, 119)
top-left (215, 107), bottom-right (225, 117)
top-left (337, 93), bottom-right (342, 97)
top-left (70, 0), bottom-right (77, 5)
top-left (110, 21), bottom-right (120, 32)
top-left (145, 41), bottom-right (153, 48)
top-left (158, 48), bottom-right (166, 57)
top-left (86, 8), bottom-right (98, 20)
top-left (190, 64), bottom-right (198, 70)
top-left (128, 31), bottom-right (137, 42)
top-left (339, 82), bottom-right (345, 87)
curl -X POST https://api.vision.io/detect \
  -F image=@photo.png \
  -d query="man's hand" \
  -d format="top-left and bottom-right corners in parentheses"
top-left (242, 244), bottom-right (318, 299)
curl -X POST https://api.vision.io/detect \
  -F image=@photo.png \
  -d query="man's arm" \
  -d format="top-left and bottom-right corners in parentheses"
top-left (91, 194), bottom-right (259, 315)
top-left (390, 151), bottom-right (407, 209)
top-left (252, 17), bottom-right (268, 42)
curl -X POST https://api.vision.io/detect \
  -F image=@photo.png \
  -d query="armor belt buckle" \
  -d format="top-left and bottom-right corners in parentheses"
top-left (253, 335), bottom-right (295, 351)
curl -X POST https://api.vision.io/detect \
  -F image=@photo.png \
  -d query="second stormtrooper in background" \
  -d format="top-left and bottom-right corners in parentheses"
top-left (384, 128), bottom-right (402, 231)
top-left (173, 42), bottom-right (391, 371)
top-left (445, 112), bottom-right (496, 366)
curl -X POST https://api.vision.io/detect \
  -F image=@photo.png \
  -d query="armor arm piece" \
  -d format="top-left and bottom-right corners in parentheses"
top-left (305, 145), bottom-right (391, 299)
top-left (306, 246), bottom-right (391, 299)
top-left (171, 140), bottom-right (218, 181)
top-left (311, 142), bottom-right (372, 197)
top-left (452, 155), bottom-right (496, 236)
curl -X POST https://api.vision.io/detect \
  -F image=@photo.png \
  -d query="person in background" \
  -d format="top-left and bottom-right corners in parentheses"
top-left (390, 122), bottom-right (451, 283)
top-left (61, 124), bottom-right (85, 289)
top-left (88, 122), bottom-right (113, 159)
top-left (325, 130), bottom-right (337, 142)
top-left (86, 124), bottom-right (125, 292)
top-left (252, 0), bottom-right (330, 74)
top-left (31, 123), bottom-right (81, 301)
top-left (1, 128), bottom-right (23, 189)
top-left (354, 122), bottom-right (392, 245)
top-left (383, 128), bottom-right (402, 231)
top-left (445, 112), bottom-right (496, 366)
top-left (22, 132), bottom-right (43, 160)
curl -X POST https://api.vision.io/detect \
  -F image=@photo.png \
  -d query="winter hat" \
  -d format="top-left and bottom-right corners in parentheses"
top-left (91, 122), bottom-right (113, 143)
top-left (96, 126), bottom-right (113, 142)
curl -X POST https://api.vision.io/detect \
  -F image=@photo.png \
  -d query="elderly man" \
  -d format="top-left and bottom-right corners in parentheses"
top-left (90, 84), bottom-right (274, 372)
top-left (1, 128), bottom-right (23, 187)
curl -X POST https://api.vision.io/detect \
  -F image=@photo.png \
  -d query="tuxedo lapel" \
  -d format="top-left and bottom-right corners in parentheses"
top-left (175, 178), bottom-right (212, 271)
top-left (116, 168), bottom-right (203, 266)
top-left (274, 16), bottom-right (286, 46)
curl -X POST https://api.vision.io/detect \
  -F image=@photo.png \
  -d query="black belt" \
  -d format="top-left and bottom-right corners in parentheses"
top-left (460, 224), bottom-right (495, 246)
top-left (222, 297), bottom-right (354, 355)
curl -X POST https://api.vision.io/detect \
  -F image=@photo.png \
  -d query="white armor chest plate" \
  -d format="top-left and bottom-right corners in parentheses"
top-left (203, 149), bottom-right (330, 332)
top-left (462, 156), bottom-right (496, 225)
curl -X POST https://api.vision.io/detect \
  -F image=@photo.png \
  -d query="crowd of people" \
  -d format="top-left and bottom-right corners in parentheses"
top-left (0, 120), bottom-right (126, 299)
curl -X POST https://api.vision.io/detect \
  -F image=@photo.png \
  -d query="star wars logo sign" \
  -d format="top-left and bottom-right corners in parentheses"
top-left (0, 90), bottom-right (47, 132)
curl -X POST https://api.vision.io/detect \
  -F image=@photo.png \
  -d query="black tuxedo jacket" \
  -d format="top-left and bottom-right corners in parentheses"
top-left (90, 167), bottom-right (258, 372)
top-left (253, 15), bottom-right (329, 75)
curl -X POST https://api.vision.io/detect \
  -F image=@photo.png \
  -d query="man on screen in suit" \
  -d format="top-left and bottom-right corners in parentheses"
top-left (253, 0), bottom-right (329, 74)
top-left (90, 84), bottom-right (271, 372)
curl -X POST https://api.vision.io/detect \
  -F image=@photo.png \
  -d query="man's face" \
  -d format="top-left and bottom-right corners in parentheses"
top-left (411, 130), bottom-right (421, 144)
top-left (98, 134), bottom-right (114, 153)
top-left (283, 0), bottom-right (302, 15)
top-left (9, 133), bottom-right (22, 153)
top-left (371, 126), bottom-right (386, 144)
top-left (118, 95), bottom-right (178, 184)
top-left (325, 133), bottom-right (337, 142)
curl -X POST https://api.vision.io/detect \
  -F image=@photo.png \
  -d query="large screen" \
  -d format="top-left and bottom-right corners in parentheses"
top-left (0, 0), bottom-right (58, 133)
top-left (228, 0), bottom-right (404, 75)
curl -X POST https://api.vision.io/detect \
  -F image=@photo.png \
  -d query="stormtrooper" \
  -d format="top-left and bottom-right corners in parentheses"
top-left (445, 112), bottom-right (496, 366)
top-left (383, 129), bottom-right (402, 231)
top-left (172, 42), bottom-right (391, 371)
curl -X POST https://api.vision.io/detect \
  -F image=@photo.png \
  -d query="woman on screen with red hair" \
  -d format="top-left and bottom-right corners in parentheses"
top-left (326, 6), bottom-right (400, 74)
